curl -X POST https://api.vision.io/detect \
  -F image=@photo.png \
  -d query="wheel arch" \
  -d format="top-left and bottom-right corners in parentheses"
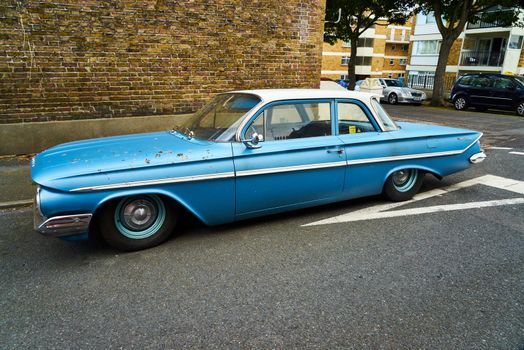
top-left (381, 164), bottom-right (442, 189)
top-left (90, 188), bottom-right (206, 231)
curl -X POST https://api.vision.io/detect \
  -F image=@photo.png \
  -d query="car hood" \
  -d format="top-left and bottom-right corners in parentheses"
top-left (31, 131), bottom-right (233, 191)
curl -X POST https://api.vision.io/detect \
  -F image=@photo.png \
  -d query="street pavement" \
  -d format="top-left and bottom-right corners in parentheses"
top-left (0, 105), bottom-right (523, 349)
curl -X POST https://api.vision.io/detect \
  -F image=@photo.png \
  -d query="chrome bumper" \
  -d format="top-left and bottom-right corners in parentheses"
top-left (33, 187), bottom-right (92, 237)
top-left (469, 151), bottom-right (486, 164)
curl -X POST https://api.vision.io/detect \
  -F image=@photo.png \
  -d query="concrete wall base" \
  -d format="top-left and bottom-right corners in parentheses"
top-left (0, 114), bottom-right (192, 156)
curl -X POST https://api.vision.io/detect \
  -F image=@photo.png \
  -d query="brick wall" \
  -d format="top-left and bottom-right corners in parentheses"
top-left (0, 0), bottom-right (325, 124)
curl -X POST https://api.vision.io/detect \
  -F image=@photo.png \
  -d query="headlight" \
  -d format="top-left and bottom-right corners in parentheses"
top-left (401, 90), bottom-right (411, 97)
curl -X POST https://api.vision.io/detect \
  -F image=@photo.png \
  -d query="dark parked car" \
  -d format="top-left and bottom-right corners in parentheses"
top-left (450, 73), bottom-right (524, 116)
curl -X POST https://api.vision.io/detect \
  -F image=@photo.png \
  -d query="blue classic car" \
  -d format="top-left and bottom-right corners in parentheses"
top-left (31, 89), bottom-right (486, 251)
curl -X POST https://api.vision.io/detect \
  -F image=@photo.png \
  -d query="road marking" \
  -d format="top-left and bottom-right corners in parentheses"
top-left (303, 174), bottom-right (524, 226)
top-left (487, 147), bottom-right (513, 150)
top-left (509, 151), bottom-right (524, 156)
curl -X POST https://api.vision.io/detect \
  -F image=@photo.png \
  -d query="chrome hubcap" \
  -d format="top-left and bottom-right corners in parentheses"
top-left (455, 98), bottom-right (465, 109)
top-left (393, 170), bottom-right (410, 186)
top-left (518, 103), bottom-right (524, 116)
top-left (389, 95), bottom-right (397, 103)
top-left (121, 199), bottom-right (157, 231)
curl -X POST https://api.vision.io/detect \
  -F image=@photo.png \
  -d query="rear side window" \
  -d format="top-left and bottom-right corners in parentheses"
top-left (493, 77), bottom-right (516, 90)
top-left (470, 76), bottom-right (492, 88)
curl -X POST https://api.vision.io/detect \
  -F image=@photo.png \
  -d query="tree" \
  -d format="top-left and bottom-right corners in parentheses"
top-left (417, 1), bottom-right (524, 106)
top-left (324, 0), bottom-right (414, 90)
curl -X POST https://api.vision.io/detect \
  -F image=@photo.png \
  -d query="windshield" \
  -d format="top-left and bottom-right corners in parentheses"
top-left (177, 93), bottom-right (261, 142)
top-left (371, 98), bottom-right (398, 131)
top-left (384, 79), bottom-right (402, 87)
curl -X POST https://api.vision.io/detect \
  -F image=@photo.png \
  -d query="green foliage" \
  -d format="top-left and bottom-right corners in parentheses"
top-left (324, 0), bottom-right (414, 44)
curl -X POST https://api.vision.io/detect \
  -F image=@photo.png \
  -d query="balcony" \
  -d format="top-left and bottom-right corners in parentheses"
top-left (460, 50), bottom-right (505, 67)
top-left (386, 32), bottom-right (410, 43)
top-left (466, 9), bottom-right (513, 30)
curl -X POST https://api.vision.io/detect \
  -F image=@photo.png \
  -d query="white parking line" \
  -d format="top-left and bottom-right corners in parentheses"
top-left (303, 174), bottom-right (524, 226)
top-left (487, 147), bottom-right (513, 150)
top-left (509, 151), bottom-right (524, 156)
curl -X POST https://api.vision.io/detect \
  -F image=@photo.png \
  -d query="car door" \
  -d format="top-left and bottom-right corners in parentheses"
top-left (490, 76), bottom-right (517, 110)
top-left (468, 75), bottom-right (493, 107)
top-left (335, 99), bottom-right (394, 199)
top-left (232, 99), bottom-right (346, 218)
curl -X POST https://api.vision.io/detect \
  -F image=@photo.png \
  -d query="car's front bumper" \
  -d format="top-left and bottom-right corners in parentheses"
top-left (34, 187), bottom-right (92, 237)
top-left (398, 96), bottom-right (425, 103)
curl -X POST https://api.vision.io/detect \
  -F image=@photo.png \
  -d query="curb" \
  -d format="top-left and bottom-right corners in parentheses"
top-left (0, 199), bottom-right (33, 210)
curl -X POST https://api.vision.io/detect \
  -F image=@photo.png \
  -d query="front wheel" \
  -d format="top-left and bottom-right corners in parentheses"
top-left (383, 169), bottom-right (424, 202)
top-left (453, 95), bottom-right (468, 111)
top-left (98, 195), bottom-right (177, 251)
top-left (388, 93), bottom-right (398, 105)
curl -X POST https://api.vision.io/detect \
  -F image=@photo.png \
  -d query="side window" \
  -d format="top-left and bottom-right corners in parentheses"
top-left (471, 76), bottom-right (491, 88)
top-left (494, 77), bottom-right (515, 90)
top-left (248, 102), bottom-right (332, 141)
top-left (459, 76), bottom-right (472, 86)
top-left (337, 102), bottom-right (376, 134)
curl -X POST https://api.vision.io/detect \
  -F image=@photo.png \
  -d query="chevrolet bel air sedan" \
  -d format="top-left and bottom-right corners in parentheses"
top-left (31, 89), bottom-right (486, 251)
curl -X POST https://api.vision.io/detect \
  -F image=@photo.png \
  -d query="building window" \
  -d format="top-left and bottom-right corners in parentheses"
top-left (389, 59), bottom-right (395, 65)
top-left (340, 74), bottom-right (348, 80)
top-left (359, 38), bottom-right (374, 47)
top-left (342, 41), bottom-right (351, 48)
top-left (399, 58), bottom-right (407, 65)
top-left (398, 73), bottom-right (405, 78)
top-left (509, 35), bottom-right (523, 49)
top-left (341, 56), bottom-right (350, 65)
top-left (355, 56), bottom-right (372, 65)
top-left (413, 40), bottom-right (441, 55)
top-left (391, 44), bottom-right (396, 50)
top-left (401, 44), bottom-right (408, 51)
top-left (388, 73), bottom-right (394, 78)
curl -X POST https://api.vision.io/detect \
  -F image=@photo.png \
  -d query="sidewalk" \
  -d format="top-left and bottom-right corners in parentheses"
top-left (0, 158), bottom-right (34, 209)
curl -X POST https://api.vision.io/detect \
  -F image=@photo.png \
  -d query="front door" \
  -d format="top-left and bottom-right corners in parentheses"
top-left (232, 100), bottom-right (346, 218)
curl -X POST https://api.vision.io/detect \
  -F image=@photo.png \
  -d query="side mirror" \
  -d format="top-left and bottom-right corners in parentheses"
top-left (241, 132), bottom-right (264, 149)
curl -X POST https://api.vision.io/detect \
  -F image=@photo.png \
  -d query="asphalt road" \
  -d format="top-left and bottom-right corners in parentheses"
top-left (1, 105), bottom-right (523, 349)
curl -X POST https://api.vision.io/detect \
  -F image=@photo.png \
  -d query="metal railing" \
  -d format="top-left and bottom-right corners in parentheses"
top-left (407, 74), bottom-right (457, 91)
top-left (460, 50), bottom-right (505, 67)
top-left (466, 9), bottom-right (513, 29)
top-left (387, 33), bottom-right (410, 42)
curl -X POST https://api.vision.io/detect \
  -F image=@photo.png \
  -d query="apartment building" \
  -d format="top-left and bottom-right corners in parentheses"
top-left (407, 9), bottom-right (524, 90)
top-left (321, 17), bottom-right (415, 81)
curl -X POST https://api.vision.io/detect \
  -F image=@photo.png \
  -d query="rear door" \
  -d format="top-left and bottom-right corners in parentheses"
top-left (490, 76), bottom-right (517, 110)
top-left (336, 99), bottom-right (393, 199)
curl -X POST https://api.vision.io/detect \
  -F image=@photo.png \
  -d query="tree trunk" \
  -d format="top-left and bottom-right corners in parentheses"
top-left (431, 36), bottom-right (457, 106)
top-left (347, 37), bottom-right (358, 90)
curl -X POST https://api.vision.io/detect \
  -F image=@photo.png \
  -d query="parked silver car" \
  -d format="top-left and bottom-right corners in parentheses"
top-left (378, 78), bottom-right (426, 105)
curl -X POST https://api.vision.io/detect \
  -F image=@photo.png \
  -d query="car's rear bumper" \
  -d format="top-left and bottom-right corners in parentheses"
top-left (469, 152), bottom-right (486, 164)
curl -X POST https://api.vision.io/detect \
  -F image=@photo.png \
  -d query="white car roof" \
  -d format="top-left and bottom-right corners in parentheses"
top-left (230, 89), bottom-right (380, 103)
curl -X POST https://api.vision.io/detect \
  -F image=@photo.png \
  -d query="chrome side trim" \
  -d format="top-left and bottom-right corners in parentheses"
top-left (37, 214), bottom-right (92, 237)
top-left (71, 171), bottom-right (235, 192)
top-left (236, 161), bottom-right (347, 177)
top-left (347, 133), bottom-right (482, 165)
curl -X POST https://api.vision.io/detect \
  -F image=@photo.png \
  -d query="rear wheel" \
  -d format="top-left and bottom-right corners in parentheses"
top-left (453, 95), bottom-right (468, 111)
top-left (388, 93), bottom-right (398, 105)
top-left (98, 195), bottom-right (177, 251)
top-left (383, 169), bottom-right (424, 202)
top-left (517, 101), bottom-right (524, 116)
